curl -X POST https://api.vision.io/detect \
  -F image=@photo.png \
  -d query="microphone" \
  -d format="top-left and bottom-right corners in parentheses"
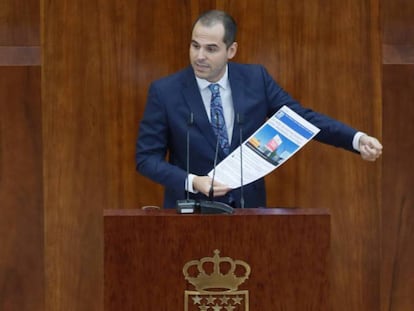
top-left (176, 112), bottom-right (197, 214)
top-left (186, 112), bottom-right (194, 201)
top-left (237, 113), bottom-right (245, 209)
top-left (199, 112), bottom-right (233, 214)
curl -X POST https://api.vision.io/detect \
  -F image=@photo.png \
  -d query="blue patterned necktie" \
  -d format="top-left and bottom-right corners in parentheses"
top-left (209, 83), bottom-right (230, 155)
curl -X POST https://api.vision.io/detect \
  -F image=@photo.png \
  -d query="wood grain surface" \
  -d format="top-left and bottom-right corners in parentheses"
top-left (381, 65), bottom-right (414, 311)
top-left (381, 0), bottom-right (414, 310)
top-left (104, 208), bottom-right (330, 311)
top-left (0, 67), bottom-right (43, 311)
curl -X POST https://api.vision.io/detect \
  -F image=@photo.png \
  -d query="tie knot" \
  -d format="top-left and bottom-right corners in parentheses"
top-left (208, 83), bottom-right (220, 95)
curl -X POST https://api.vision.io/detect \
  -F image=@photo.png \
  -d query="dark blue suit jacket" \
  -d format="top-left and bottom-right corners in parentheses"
top-left (136, 63), bottom-right (357, 208)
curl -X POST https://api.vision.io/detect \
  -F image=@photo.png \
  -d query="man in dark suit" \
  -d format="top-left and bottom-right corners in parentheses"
top-left (136, 10), bottom-right (382, 208)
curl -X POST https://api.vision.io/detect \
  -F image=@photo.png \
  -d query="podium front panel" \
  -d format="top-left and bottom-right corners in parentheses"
top-left (104, 208), bottom-right (330, 311)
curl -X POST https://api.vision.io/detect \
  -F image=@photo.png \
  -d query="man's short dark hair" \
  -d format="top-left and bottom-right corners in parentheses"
top-left (193, 10), bottom-right (237, 48)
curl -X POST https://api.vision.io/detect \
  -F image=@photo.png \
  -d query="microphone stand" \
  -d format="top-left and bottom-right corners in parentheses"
top-left (176, 113), bottom-right (197, 213)
top-left (238, 113), bottom-right (245, 208)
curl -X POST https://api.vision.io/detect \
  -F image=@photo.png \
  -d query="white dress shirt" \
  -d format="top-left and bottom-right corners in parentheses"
top-left (195, 66), bottom-right (234, 143)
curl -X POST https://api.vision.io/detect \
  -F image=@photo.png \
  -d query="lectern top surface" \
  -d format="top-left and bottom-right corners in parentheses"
top-left (103, 207), bottom-right (329, 217)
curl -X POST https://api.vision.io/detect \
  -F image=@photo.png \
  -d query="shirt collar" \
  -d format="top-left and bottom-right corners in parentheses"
top-left (195, 65), bottom-right (229, 91)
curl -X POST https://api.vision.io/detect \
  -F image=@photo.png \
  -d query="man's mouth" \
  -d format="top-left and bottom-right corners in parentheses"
top-left (195, 63), bottom-right (209, 70)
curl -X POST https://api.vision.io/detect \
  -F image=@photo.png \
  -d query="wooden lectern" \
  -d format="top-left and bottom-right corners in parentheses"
top-left (104, 208), bottom-right (330, 310)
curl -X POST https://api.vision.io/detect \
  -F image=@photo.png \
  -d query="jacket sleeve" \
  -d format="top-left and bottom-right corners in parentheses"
top-left (135, 82), bottom-right (187, 191)
top-left (260, 65), bottom-right (358, 152)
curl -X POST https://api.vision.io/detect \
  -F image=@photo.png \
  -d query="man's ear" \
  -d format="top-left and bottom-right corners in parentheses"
top-left (227, 42), bottom-right (238, 59)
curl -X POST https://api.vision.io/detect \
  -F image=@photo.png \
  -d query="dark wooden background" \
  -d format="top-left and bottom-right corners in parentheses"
top-left (0, 0), bottom-right (412, 310)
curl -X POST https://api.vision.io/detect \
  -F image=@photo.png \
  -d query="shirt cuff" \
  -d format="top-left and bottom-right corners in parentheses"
top-left (185, 174), bottom-right (198, 194)
top-left (353, 132), bottom-right (366, 152)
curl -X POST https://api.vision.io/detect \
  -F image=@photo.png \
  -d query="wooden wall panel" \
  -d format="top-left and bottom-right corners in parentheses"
top-left (95, 0), bottom-right (194, 209)
top-left (43, 0), bottom-right (382, 310)
top-left (43, 1), bottom-right (203, 310)
top-left (1, 0), bottom-right (42, 310)
top-left (42, 1), bottom-right (108, 309)
top-left (0, 67), bottom-right (43, 311)
top-left (382, 0), bottom-right (414, 45)
top-left (382, 65), bottom-right (414, 311)
top-left (381, 1), bottom-right (414, 310)
top-left (382, 0), bottom-right (414, 65)
top-left (0, 46), bottom-right (40, 66)
top-left (0, 0), bottom-right (40, 45)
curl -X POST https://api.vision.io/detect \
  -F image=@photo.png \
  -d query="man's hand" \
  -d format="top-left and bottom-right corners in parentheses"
top-left (359, 135), bottom-right (383, 161)
top-left (193, 176), bottom-right (231, 197)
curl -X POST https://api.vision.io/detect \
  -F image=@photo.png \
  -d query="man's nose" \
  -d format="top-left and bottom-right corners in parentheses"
top-left (196, 48), bottom-right (206, 60)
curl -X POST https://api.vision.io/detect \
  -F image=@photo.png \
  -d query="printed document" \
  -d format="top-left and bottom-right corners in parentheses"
top-left (208, 105), bottom-right (320, 188)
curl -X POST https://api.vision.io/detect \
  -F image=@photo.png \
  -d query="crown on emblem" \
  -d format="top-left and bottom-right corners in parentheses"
top-left (182, 249), bottom-right (251, 292)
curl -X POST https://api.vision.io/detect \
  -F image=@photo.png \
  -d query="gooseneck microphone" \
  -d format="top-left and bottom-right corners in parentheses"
top-left (237, 113), bottom-right (245, 209)
top-left (176, 112), bottom-right (196, 213)
top-left (186, 112), bottom-right (194, 200)
top-left (199, 112), bottom-right (233, 214)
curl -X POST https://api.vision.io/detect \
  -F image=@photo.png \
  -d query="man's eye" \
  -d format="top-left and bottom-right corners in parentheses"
top-left (206, 47), bottom-right (217, 53)
top-left (191, 43), bottom-right (200, 49)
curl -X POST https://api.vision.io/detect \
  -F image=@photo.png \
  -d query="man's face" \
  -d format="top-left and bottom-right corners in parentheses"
top-left (189, 21), bottom-right (237, 82)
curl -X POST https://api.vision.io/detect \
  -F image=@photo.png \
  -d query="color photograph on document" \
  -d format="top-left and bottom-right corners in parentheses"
top-left (246, 124), bottom-right (299, 166)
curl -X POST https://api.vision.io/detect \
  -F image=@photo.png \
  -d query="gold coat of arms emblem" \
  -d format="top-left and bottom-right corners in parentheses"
top-left (183, 250), bottom-right (251, 311)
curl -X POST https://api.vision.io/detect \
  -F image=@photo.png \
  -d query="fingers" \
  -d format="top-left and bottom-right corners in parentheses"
top-left (359, 136), bottom-right (383, 161)
top-left (210, 181), bottom-right (232, 197)
top-left (192, 176), bottom-right (231, 197)
top-left (360, 145), bottom-right (381, 161)
top-left (366, 137), bottom-right (383, 150)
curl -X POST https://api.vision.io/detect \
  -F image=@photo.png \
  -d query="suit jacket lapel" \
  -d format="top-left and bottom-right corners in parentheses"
top-left (181, 68), bottom-right (217, 152)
